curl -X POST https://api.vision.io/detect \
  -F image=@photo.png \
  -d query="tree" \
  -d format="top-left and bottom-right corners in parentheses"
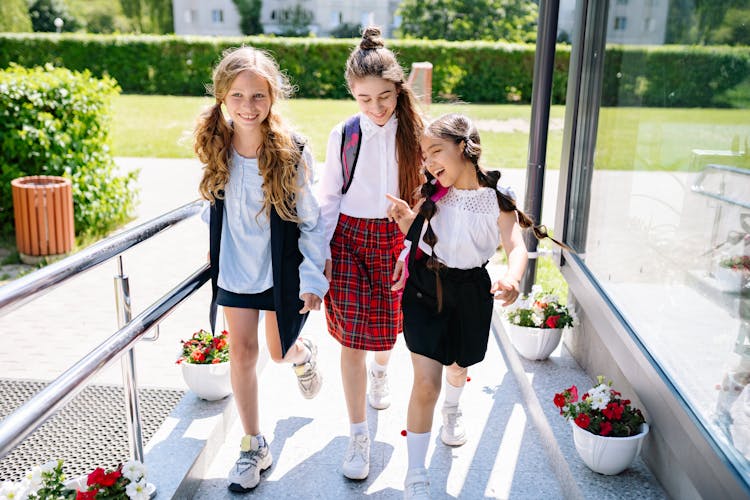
top-left (329, 23), bottom-right (362, 38)
top-left (28, 0), bottom-right (80, 32)
top-left (233, 0), bottom-right (263, 35)
top-left (278, 4), bottom-right (314, 37)
top-left (118, 0), bottom-right (172, 34)
top-left (397, 0), bottom-right (537, 42)
top-left (0, 0), bottom-right (32, 32)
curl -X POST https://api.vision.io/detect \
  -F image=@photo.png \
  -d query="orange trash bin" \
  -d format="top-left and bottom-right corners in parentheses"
top-left (11, 176), bottom-right (75, 260)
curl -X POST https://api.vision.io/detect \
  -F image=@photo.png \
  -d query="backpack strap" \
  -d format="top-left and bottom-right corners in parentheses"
top-left (340, 115), bottom-right (362, 195)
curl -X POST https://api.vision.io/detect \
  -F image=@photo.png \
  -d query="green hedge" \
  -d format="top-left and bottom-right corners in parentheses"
top-left (0, 33), bottom-right (748, 107)
top-left (0, 64), bottom-right (138, 237)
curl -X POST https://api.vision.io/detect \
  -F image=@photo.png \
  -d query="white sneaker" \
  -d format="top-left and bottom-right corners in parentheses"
top-left (440, 404), bottom-right (467, 446)
top-left (403, 467), bottom-right (431, 499)
top-left (368, 369), bottom-right (391, 409)
top-left (227, 435), bottom-right (272, 492)
top-left (293, 338), bottom-right (322, 399)
top-left (342, 433), bottom-right (370, 480)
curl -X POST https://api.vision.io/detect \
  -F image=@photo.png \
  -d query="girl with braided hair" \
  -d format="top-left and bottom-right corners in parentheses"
top-left (387, 113), bottom-right (559, 498)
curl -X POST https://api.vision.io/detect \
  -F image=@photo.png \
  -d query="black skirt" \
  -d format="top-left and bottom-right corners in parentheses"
top-left (402, 257), bottom-right (494, 367)
top-left (217, 287), bottom-right (275, 311)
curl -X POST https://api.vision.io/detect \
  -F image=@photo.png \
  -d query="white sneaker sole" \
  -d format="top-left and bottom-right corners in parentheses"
top-left (343, 465), bottom-right (370, 480)
top-left (440, 428), bottom-right (467, 447)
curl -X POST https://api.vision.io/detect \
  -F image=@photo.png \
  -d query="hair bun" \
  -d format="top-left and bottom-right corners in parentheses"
top-left (360, 26), bottom-right (384, 50)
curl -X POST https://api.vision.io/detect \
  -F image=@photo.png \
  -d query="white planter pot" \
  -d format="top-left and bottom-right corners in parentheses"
top-left (507, 324), bottom-right (562, 360)
top-left (180, 361), bottom-right (232, 401)
top-left (570, 421), bottom-right (650, 475)
top-left (715, 266), bottom-right (747, 292)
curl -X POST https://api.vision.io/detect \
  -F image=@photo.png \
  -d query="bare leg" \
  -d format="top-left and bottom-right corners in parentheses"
top-left (373, 349), bottom-right (392, 368)
top-left (407, 353), bottom-right (443, 433)
top-left (224, 307), bottom-right (261, 436)
top-left (264, 311), bottom-right (308, 364)
top-left (445, 363), bottom-right (468, 390)
top-left (341, 345), bottom-right (368, 423)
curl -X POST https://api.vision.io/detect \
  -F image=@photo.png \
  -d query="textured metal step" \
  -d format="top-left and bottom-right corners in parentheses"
top-left (0, 379), bottom-right (183, 481)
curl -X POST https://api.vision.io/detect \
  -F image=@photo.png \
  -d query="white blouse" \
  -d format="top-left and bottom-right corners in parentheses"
top-left (410, 187), bottom-right (501, 270)
top-left (317, 112), bottom-right (399, 259)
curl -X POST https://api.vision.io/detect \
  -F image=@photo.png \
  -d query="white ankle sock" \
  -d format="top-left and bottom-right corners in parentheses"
top-left (444, 379), bottom-right (464, 407)
top-left (370, 359), bottom-right (388, 375)
top-left (350, 420), bottom-right (368, 437)
top-left (407, 431), bottom-right (431, 470)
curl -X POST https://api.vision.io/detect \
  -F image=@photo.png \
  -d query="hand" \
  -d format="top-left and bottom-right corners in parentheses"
top-left (324, 259), bottom-right (332, 282)
top-left (491, 276), bottom-right (520, 306)
top-left (299, 293), bottom-right (322, 314)
top-left (385, 194), bottom-right (418, 234)
top-left (391, 260), bottom-right (407, 291)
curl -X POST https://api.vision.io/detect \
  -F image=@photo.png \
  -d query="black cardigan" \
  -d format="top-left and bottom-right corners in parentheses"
top-left (208, 166), bottom-right (309, 358)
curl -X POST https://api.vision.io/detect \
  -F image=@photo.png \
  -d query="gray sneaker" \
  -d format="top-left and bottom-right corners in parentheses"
top-left (293, 338), bottom-right (322, 399)
top-left (228, 435), bottom-right (272, 492)
top-left (403, 467), bottom-right (431, 499)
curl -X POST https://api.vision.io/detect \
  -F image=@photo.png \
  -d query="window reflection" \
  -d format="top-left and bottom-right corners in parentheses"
top-left (581, 0), bottom-right (750, 472)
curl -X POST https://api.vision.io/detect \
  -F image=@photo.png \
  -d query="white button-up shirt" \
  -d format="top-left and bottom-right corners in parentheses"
top-left (317, 112), bottom-right (399, 259)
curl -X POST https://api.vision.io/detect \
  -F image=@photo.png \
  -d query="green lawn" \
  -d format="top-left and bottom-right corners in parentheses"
top-left (112, 94), bottom-right (748, 172)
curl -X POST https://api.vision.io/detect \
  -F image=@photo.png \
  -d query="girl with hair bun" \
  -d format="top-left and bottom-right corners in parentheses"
top-left (196, 46), bottom-right (328, 493)
top-left (317, 26), bottom-right (424, 480)
top-left (387, 113), bottom-right (562, 498)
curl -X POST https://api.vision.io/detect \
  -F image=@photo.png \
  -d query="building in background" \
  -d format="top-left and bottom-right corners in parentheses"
top-left (172, 0), bottom-right (403, 37)
top-left (558, 0), bottom-right (668, 44)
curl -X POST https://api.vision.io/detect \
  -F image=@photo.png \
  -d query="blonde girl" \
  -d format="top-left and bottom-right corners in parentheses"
top-left (195, 46), bottom-right (328, 492)
top-left (317, 27), bottom-right (424, 480)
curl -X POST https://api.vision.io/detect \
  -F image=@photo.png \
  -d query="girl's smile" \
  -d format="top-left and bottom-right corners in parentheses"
top-left (224, 70), bottom-right (271, 131)
top-left (351, 76), bottom-right (398, 126)
top-left (420, 135), bottom-right (478, 189)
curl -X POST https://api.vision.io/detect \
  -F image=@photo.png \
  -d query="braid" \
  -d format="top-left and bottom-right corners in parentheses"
top-left (477, 169), bottom-right (570, 250)
top-left (417, 171), bottom-right (445, 312)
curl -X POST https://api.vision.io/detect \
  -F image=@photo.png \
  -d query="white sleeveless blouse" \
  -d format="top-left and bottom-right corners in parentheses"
top-left (414, 187), bottom-right (501, 269)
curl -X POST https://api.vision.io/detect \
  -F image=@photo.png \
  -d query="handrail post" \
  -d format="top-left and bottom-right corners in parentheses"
top-left (114, 255), bottom-right (145, 463)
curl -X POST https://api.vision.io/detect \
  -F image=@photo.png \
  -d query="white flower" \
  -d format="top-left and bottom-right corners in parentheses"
top-left (531, 284), bottom-right (543, 296)
top-left (588, 384), bottom-right (611, 410)
top-left (542, 294), bottom-right (558, 305)
top-left (531, 313), bottom-right (543, 327)
top-left (126, 479), bottom-right (150, 500)
top-left (512, 315), bottom-right (520, 325)
top-left (0, 482), bottom-right (28, 500)
top-left (40, 459), bottom-right (59, 474)
top-left (122, 460), bottom-right (147, 483)
top-left (22, 467), bottom-right (42, 492)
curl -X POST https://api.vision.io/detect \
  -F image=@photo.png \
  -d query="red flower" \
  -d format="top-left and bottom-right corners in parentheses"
top-left (574, 414), bottom-right (590, 429)
top-left (602, 402), bottom-right (625, 420)
top-left (213, 338), bottom-right (227, 350)
top-left (191, 350), bottom-right (205, 362)
top-left (553, 393), bottom-right (567, 409)
top-left (99, 470), bottom-right (121, 487)
top-left (222, 329), bottom-right (229, 336)
top-left (87, 467), bottom-right (105, 486)
top-left (600, 421), bottom-right (613, 436)
top-left (566, 385), bottom-right (579, 402)
top-left (582, 392), bottom-right (589, 400)
top-left (77, 490), bottom-right (98, 500)
top-left (212, 357), bottom-right (221, 364)
top-left (545, 315), bottom-right (560, 328)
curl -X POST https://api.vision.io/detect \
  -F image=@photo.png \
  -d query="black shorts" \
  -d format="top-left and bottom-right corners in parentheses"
top-left (402, 259), bottom-right (493, 367)
top-left (217, 287), bottom-right (275, 311)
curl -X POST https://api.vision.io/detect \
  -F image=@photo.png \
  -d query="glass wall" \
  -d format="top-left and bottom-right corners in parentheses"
top-left (575, 0), bottom-right (749, 478)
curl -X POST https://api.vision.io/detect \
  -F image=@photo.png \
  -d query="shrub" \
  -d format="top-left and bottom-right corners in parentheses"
top-left (0, 34), bottom-right (747, 107)
top-left (0, 63), bottom-right (138, 238)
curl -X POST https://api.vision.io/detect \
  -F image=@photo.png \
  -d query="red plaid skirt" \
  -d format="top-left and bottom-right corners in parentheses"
top-left (325, 214), bottom-right (404, 351)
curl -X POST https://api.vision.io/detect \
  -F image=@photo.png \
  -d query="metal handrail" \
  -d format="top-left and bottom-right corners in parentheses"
top-left (0, 263), bottom-right (210, 457)
top-left (0, 200), bottom-right (204, 316)
top-left (0, 198), bottom-right (207, 470)
top-left (691, 164), bottom-right (750, 210)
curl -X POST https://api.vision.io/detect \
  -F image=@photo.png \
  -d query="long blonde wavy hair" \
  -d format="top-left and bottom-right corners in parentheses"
top-left (195, 46), bottom-right (304, 222)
